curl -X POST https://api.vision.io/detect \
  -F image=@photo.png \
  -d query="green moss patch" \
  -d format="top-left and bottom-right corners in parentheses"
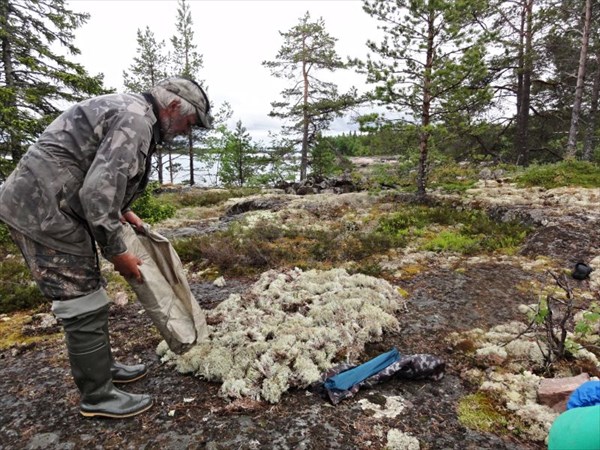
top-left (0, 312), bottom-right (62, 351)
top-left (457, 393), bottom-right (509, 433)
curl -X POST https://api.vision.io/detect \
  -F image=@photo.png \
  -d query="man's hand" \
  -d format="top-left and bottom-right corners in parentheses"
top-left (120, 210), bottom-right (144, 230)
top-left (111, 252), bottom-right (143, 283)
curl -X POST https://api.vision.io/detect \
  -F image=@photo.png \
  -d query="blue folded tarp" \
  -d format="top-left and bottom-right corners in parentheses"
top-left (324, 347), bottom-right (401, 392)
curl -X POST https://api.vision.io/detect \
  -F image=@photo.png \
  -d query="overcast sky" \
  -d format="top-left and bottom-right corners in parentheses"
top-left (67, 0), bottom-right (382, 143)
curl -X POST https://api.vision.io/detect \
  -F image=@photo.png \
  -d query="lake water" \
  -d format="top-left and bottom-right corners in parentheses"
top-left (150, 153), bottom-right (220, 186)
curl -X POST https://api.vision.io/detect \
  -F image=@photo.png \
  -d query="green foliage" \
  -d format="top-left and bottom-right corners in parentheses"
top-left (422, 231), bottom-right (479, 253)
top-left (526, 275), bottom-right (600, 370)
top-left (516, 161), bottom-right (600, 188)
top-left (377, 205), bottom-right (530, 255)
top-left (130, 182), bottom-right (176, 224)
top-left (122, 26), bottom-right (168, 92)
top-left (172, 200), bottom-right (530, 277)
top-left (0, 0), bottom-right (109, 180)
top-left (171, 0), bottom-right (203, 79)
top-left (428, 161), bottom-right (479, 192)
top-left (368, 163), bottom-right (413, 190)
top-left (310, 135), bottom-right (350, 177)
top-left (263, 11), bottom-right (356, 179)
top-left (173, 219), bottom-right (403, 277)
top-left (0, 223), bottom-right (13, 248)
top-left (218, 120), bottom-right (264, 187)
top-left (160, 187), bottom-right (260, 209)
top-left (0, 258), bottom-right (45, 314)
top-left (360, 0), bottom-right (493, 197)
top-left (574, 303), bottom-right (600, 335)
top-left (377, 205), bottom-right (465, 234)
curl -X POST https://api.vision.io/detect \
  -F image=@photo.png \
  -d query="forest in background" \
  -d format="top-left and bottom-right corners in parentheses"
top-left (1, 0), bottom-right (599, 196)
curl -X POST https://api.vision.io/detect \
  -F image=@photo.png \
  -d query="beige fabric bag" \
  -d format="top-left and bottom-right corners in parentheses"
top-left (122, 224), bottom-right (208, 354)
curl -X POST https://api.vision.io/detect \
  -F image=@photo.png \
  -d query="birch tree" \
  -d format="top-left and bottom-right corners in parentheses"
top-left (565, 0), bottom-right (593, 159)
top-left (582, 45), bottom-right (600, 161)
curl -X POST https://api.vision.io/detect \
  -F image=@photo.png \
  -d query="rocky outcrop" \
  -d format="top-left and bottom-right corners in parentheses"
top-left (274, 175), bottom-right (360, 195)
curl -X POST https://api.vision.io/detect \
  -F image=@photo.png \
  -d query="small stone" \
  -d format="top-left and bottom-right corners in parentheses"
top-left (27, 433), bottom-right (59, 449)
top-left (538, 373), bottom-right (590, 412)
top-left (113, 291), bottom-right (129, 306)
top-left (213, 276), bottom-right (226, 287)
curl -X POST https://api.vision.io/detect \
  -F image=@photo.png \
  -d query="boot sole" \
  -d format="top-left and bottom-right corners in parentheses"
top-left (112, 370), bottom-right (148, 384)
top-left (80, 399), bottom-right (153, 419)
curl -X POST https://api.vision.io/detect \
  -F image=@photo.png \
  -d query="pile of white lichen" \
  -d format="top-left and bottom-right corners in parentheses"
top-left (157, 267), bottom-right (404, 403)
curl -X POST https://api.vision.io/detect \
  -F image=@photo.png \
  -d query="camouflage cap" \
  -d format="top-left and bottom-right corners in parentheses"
top-left (156, 77), bottom-right (213, 129)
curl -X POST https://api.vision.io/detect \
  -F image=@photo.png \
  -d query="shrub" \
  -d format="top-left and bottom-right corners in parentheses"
top-left (428, 162), bottom-right (479, 192)
top-left (0, 258), bottom-right (45, 314)
top-left (516, 160), bottom-right (600, 189)
top-left (422, 231), bottom-right (479, 253)
top-left (130, 182), bottom-right (176, 224)
top-left (0, 223), bottom-right (11, 247)
top-left (378, 206), bottom-right (531, 255)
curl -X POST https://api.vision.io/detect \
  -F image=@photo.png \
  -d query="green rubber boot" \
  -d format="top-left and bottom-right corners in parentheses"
top-left (63, 305), bottom-right (153, 418)
top-left (102, 322), bottom-right (148, 384)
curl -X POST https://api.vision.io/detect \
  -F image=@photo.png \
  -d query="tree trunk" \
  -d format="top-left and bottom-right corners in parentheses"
top-left (168, 145), bottom-right (174, 184)
top-left (515, 0), bottom-right (534, 166)
top-left (582, 48), bottom-right (600, 161)
top-left (416, 10), bottom-right (435, 201)
top-left (565, 0), bottom-right (592, 159)
top-left (0, 1), bottom-right (19, 162)
top-left (300, 39), bottom-right (309, 181)
top-left (156, 147), bottom-right (163, 184)
top-left (188, 130), bottom-right (194, 185)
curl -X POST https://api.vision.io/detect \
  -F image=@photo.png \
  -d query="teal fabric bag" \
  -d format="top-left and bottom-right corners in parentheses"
top-left (548, 404), bottom-right (600, 450)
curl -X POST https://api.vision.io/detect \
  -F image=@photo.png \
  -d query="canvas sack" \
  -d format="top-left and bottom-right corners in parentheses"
top-left (122, 223), bottom-right (208, 354)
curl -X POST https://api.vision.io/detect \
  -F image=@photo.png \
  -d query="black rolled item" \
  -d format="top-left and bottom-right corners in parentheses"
top-left (572, 262), bottom-right (593, 280)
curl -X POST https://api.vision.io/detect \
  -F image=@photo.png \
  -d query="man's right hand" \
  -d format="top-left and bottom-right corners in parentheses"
top-left (111, 252), bottom-right (143, 283)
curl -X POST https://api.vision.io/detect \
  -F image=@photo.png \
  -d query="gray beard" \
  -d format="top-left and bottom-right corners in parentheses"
top-left (160, 116), bottom-right (176, 142)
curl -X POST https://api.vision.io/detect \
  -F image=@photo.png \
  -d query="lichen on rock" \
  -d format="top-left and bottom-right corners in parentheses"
top-left (157, 267), bottom-right (405, 403)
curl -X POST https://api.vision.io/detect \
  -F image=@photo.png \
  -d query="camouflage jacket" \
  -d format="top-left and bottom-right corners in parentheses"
top-left (0, 93), bottom-right (162, 259)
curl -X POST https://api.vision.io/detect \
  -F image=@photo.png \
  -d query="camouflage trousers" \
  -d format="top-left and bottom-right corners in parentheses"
top-left (8, 227), bottom-right (104, 301)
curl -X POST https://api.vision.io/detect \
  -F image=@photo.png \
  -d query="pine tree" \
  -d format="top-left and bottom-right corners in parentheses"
top-left (361, 0), bottom-right (492, 199)
top-left (171, 0), bottom-right (204, 186)
top-left (263, 11), bottom-right (356, 180)
top-left (122, 26), bottom-right (169, 182)
top-left (0, 0), bottom-right (107, 180)
top-left (123, 27), bottom-right (168, 93)
top-left (219, 120), bottom-right (259, 187)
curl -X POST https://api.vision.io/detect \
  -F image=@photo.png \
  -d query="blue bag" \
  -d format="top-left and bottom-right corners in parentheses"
top-left (567, 380), bottom-right (600, 410)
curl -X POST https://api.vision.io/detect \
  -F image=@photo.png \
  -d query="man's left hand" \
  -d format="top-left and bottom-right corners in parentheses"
top-left (121, 210), bottom-right (144, 230)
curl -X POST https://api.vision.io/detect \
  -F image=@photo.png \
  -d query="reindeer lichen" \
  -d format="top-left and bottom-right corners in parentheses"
top-left (157, 267), bottom-right (405, 403)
